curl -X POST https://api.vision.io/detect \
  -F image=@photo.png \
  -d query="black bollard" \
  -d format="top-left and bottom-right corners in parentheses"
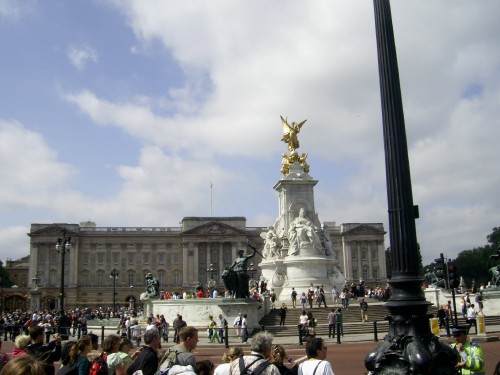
top-left (298, 325), bottom-right (303, 346)
top-left (336, 323), bottom-right (341, 344)
top-left (224, 325), bottom-right (229, 349)
top-left (373, 321), bottom-right (378, 342)
top-left (77, 325), bottom-right (81, 340)
top-left (445, 317), bottom-right (451, 337)
top-left (101, 326), bottom-right (105, 345)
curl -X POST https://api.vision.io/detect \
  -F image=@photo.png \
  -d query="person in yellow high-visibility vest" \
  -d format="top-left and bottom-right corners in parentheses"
top-left (450, 326), bottom-right (485, 374)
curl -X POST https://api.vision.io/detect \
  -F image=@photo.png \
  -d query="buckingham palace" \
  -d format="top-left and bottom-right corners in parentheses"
top-left (16, 217), bottom-right (387, 311)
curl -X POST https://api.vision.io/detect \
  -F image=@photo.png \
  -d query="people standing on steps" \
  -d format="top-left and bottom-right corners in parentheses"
top-left (328, 309), bottom-right (337, 339)
top-left (279, 303), bottom-right (287, 326)
top-left (359, 298), bottom-right (368, 322)
top-left (291, 288), bottom-right (298, 308)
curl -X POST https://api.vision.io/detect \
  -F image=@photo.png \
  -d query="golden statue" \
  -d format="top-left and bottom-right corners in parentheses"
top-left (280, 151), bottom-right (310, 176)
top-left (280, 115), bottom-right (307, 152)
top-left (280, 153), bottom-right (291, 176)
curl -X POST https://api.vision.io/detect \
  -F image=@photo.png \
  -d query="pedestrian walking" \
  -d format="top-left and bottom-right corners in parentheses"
top-left (319, 285), bottom-right (327, 308)
top-left (218, 314), bottom-right (228, 343)
top-left (291, 288), bottom-right (298, 308)
top-left (331, 287), bottom-right (339, 305)
top-left (279, 303), bottom-right (287, 326)
top-left (336, 308), bottom-right (343, 337)
top-left (300, 293), bottom-right (307, 310)
top-left (328, 309), bottom-right (337, 339)
top-left (360, 298), bottom-right (368, 322)
top-left (466, 304), bottom-right (477, 335)
top-left (208, 315), bottom-right (220, 343)
top-left (234, 313), bottom-right (243, 338)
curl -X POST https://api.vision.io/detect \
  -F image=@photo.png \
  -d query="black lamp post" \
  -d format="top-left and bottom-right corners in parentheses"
top-left (248, 263), bottom-right (257, 279)
top-left (56, 229), bottom-right (71, 314)
top-left (365, 1), bottom-right (458, 373)
top-left (0, 276), bottom-right (3, 315)
top-left (207, 263), bottom-right (217, 289)
top-left (110, 269), bottom-right (120, 312)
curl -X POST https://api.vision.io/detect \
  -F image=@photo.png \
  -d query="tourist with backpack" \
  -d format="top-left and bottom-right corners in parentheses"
top-left (229, 331), bottom-right (280, 375)
top-left (89, 334), bottom-right (120, 375)
top-left (157, 327), bottom-right (199, 375)
top-left (126, 330), bottom-right (161, 375)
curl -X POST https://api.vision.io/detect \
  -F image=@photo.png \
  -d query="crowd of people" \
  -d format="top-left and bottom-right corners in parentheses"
top-left (0, 323), bottom-right (337, 375)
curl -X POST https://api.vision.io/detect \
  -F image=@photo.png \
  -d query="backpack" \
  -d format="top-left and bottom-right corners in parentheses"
top-left (238, 357), bottom-right (270, 375)
top-left (89, 352), bottom-right (108, 375)
top-left (291, 290), bottom-right (297, 298)
top-left (157, 348), bottom-right (188, 375)
top-left (56, 361), bottom-right (79, 375)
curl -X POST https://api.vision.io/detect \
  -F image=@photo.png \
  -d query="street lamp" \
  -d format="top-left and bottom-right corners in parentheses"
top-left (207, 264), bottom-right (217, 289)
top-left (0, 277), bottom-right (3, 315)
top-left (56, 229), bottom-right (71, 313)
top-left (248, 263), bottom-right (257, 279)
top-left (129, 285), bottom-right (135, 311)
top-left (110, 269), bottom-right (120, 312)
top-left (31, 273), bottom-right (40, 290)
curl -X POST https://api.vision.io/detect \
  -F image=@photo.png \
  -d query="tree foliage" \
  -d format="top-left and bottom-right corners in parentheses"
top-left (453, 227), bottom-right (500, 287)
top-left (385, 247), bottom-right (392, 279)
top-left (0, 261), bottom-right (13, 287)
top-left (455, 246), bottom-right (497, 286)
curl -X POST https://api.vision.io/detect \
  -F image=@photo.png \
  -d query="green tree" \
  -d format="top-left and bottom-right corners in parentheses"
top-left (486, 226), bottom-right (500, 248)
top-left (0, 260), bottom-right (13, 287)
top-left (455, 246), bottom-right (497, 287)
top-left (385, 247), bottom-right (392, 279)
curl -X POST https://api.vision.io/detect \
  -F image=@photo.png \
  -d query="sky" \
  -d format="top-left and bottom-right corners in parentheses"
top-left (1, 0), bottom-right (499, 266)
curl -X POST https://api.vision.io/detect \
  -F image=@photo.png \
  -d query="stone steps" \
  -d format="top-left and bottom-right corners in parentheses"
top-left (257, 303), bottom-right (500, 337)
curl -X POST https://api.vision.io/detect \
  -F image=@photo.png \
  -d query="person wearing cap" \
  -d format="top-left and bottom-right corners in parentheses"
top-left (450, 326), bottom-right (485, 374)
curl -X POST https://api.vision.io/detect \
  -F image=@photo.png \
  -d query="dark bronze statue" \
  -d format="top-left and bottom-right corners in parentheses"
top-left (222, 246), bottom-right (257, 298)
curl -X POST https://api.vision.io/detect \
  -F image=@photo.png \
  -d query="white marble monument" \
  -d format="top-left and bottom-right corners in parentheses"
top-left (258, 116), bottom-right (345, 300)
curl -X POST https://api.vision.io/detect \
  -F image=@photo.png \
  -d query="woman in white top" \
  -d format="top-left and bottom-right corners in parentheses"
top-left (214, 347), bottom-right (244, 375)
top-left (298, 337), bottom-right (334, 375)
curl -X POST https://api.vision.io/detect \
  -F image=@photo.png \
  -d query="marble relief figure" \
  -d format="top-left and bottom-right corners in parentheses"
top-left (288, 208), bottom-right (323, 255)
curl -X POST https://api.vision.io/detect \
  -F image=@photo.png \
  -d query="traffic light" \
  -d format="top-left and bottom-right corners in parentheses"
top-left (434, 253), bottom-right (447, 288)
top-left (448, 260), bottom-right (459, 289)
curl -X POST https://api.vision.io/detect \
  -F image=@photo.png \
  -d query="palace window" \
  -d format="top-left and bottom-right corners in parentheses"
top-left (362, 267), bottom-right (369, 281)
top-left (173, 273), bottom-right (180, 286)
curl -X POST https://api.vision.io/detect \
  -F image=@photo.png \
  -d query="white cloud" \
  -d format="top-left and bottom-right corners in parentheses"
top-left (67, 44), bottom-right (99, 70)
top-left (0, 0), bottom-right (36, 20)
top-left (0, 120), bottom-right (74, 208)
top-left (2, 1), bottom-right (500, 267)
top-left (0, 226), bottom-right (29, 263)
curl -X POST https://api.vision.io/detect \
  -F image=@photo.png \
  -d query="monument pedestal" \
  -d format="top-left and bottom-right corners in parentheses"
top-left (151, 298), bottom-right (266, 331)
top-left (258, 161), bottom-right (345, 300)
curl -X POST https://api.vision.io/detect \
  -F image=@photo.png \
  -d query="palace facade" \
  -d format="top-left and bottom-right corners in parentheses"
top-left (16, 217), bottom-right (387, 311)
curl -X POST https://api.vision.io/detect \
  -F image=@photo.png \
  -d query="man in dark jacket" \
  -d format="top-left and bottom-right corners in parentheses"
top-left (127, 330), bottom-right (161, 375)
top-left (27, 326), bottom-right (62, 375)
